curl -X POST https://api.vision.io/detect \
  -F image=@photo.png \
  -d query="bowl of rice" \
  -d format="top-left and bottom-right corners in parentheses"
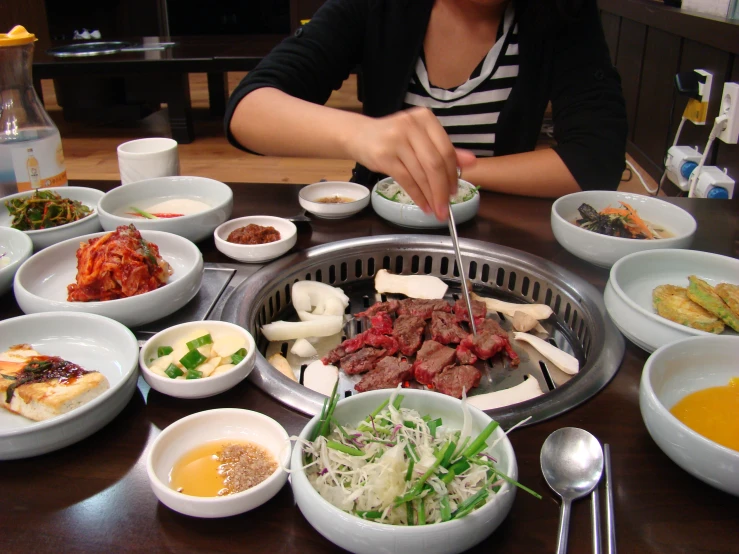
top-left (290, 388), bottom-right (520, 554)
top-left (371, 177), bottom-right (480, 229)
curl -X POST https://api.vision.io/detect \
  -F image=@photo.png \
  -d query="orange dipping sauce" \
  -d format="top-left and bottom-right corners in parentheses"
top-left (669, 377), bottom-right (739, 452)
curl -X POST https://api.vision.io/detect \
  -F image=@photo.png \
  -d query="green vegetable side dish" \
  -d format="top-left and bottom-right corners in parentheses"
top-left (303, 386), bottom-right (540, 526)
top-left (375, 179), bottom-right (480, 206)
top-left (4, 190), bottom-right (93, 231)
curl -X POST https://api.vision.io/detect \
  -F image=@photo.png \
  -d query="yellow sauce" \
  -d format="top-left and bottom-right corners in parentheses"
top-left (169, 439), bottom-right (278, 497)
top-left (669, 377), bottom-right (739, 452)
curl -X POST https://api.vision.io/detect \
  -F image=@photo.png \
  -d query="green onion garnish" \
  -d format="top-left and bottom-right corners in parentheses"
top-left (186, 334), bottom-right (213, 351)
top-left (180, 349), bottom-right (206, 370)
top-left (157, 346), bottom-right (173, 358)
top-left (185, 368), bottom-right (203, 379)
top-left (164, 364), bottom-right (183, 379)
top-left (230, 348), bottom-right (247, 364)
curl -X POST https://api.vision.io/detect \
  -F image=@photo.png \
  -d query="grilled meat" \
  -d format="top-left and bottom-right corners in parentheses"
top-left (354, 356), bottom-right (413, 392)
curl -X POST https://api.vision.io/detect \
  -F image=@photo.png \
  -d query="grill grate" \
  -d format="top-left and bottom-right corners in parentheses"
top-left (220, 235), bottom-right (624, 428)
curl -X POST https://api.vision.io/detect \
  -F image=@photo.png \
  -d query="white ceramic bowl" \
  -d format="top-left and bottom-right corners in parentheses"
top-left (214, 216), bottom-right (297, 263)
top-left (551, 190), bottom-right (696, 268)
top-left (140, 321), bottom-right (256, 399)
top-left (640, 335), bottom-right (739, 496)
top-left (14, 229), bottom-right (204, 328)
top-left (97, 176), bottom-right (233, 243)
top-left (0, 226), bottom-right (33, 296)
top-left (298, 181), bottom-right (370, 219)
top-left (371, 177), bottom-right (480, 229)
top-left (604, 249), bottom-right (739, 353)
top-left (146, 408), bottom-right (291, 518)
top-left (0, 186), bottom-right (104, 250)
top-left (291, 389), bottom-right (517, 554)
top-left (0, 312), bottom-right (139, 460)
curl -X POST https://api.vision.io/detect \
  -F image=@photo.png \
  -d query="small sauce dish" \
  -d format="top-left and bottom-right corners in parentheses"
top-left (146, 408), bottom-right (290, 518)
top-left (214, 216), bottom-right (297, 263)
top-left (298, 182), bottom-right (370, 219)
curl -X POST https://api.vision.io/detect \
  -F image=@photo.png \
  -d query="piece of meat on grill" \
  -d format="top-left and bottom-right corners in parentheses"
top-left (392, 314), bottom-right (427, 356)
top-left (455, 343), bottom-right (478, 365)
top-left (322, 328), bottom-right (399, 365)
top-left (354, 299), bottom-right (401, 318)
top-left (369, 312), bottom-right (394, 335)
top-left (432, 364), bottom-right (482, 398)
top-left (453, 298), bottom-right (487, 325)
top-left (413, 340), bottom-right (457, 385)
top-left (354, 356), bottom-right (413, 392)
top-left (397, 298), bottom-right (452, 320)
top-left (460, 319), bottom-right (520, 366)
top-left (431, 310), bottom-right (468, 345)
top-left (340, 347), bottom-right (388, 375)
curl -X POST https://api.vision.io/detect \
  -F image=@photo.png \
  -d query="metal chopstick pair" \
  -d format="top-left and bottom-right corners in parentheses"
top-left (592, 443), bottom-right (616, 554)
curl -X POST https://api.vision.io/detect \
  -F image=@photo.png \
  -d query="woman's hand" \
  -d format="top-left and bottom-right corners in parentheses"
top-left (346, 107), bottom-right (476, 220)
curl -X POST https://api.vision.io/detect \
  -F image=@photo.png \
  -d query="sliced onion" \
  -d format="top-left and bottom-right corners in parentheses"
top-left (261, 316), bottom-right (344, 341)
top-left (292, 281), bottom-right (349, 314)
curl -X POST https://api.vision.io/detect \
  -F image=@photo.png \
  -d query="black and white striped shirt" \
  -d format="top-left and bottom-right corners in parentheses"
top-left (403, 6), bottom-right (519, 157)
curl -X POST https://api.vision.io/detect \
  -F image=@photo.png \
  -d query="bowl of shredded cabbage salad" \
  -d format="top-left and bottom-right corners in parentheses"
top-left (371, 177), bottom-right (481, 229)
top-left (290, 386), bottom-right (536, 554)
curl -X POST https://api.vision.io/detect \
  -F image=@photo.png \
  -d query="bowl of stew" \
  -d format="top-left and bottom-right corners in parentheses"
top-left (214, 216), bottom-right (297, 263)
top-left (551, 191), bottom-right (696, 268)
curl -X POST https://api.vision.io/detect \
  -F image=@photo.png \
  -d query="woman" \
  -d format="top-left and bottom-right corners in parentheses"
top-left (226, 0), bottom-right (627, 221)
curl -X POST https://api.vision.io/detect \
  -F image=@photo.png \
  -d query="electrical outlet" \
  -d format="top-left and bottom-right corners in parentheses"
top-left (718, 82), bottom-right (739, 144)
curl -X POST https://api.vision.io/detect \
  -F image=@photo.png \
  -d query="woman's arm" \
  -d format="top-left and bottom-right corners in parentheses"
top-left (461, 149), bottom-right (579, 197)
top-left (232, 90), bottom-right (474, 218)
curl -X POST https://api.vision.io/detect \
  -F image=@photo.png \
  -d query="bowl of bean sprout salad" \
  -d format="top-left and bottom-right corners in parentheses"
top-left (290, 386), bottom-right (535, 554)
top-left (371, 177), bottom-right (480, 229)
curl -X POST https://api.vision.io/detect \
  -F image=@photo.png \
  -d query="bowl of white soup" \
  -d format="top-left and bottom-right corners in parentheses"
top-left (97, 176), bottom-right (233, 243)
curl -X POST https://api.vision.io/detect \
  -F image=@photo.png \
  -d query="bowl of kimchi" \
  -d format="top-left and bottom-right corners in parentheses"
top-left (97, 176), bottom-right (233, 244)
top-left (13, 225), bottom-right (204, 328)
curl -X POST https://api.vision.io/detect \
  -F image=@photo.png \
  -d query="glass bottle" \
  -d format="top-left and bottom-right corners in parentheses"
top-left (0, 25), bottom-right (67, 192)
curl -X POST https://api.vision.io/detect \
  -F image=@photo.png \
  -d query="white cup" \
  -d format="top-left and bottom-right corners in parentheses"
top-left (117, 138), bottom-right (180, 185)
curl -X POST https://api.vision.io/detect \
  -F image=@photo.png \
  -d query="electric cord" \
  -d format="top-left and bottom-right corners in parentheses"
top-left (687, 114), bottom-right (729, 198)
top-left (625, 159), bottom-right (657, 194)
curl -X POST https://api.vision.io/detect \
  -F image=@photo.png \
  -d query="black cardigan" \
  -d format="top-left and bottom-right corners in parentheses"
top-left (225, 0), bottom-right (628, 191)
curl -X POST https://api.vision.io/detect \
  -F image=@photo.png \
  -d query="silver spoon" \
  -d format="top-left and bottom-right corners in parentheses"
top-left (541, 428), bottom-right (604, 554)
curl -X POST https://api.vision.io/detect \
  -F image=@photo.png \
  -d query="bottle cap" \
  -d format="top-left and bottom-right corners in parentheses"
top-left (0, 25), bottom-right (37, 47)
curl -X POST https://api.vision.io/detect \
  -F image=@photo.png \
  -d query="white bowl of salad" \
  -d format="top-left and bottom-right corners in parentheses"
top-left (371, 177), bottom-right (480, 229)
top-left (139, 321), bottom-right (256, 399)
top-left (290, 387), bottom-right (524, 554)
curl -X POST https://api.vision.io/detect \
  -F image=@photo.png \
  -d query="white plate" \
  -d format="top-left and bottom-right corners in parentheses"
top-left (298, 182), bottom-right (370, 219)
top-left (14, 229), bottom-right (204, 328)
top-left (0, 312), bottom-right (139, 460)
top-left (0, 187), bottom-right (104, 250)
top-left (0, 226), bottom-right (33, 296)
top-left (97, 176), bottom-right (233, 243)
top-left (605, 249), bottom-right (739, 353)
top-left (371, 178), bottom-right (480, 229)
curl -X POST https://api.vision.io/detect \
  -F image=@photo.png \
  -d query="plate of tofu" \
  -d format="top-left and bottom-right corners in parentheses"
top-left (0, 311), bottom-right (139, 460)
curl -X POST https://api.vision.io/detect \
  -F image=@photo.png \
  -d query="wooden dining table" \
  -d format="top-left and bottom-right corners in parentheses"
top-left (1, 180), bottom-right (737, 554)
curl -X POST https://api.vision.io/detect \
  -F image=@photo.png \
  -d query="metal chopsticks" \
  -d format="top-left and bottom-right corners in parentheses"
top-left (604, 443), bottom-right (616, 554)
top-left (447, 201), bottom-right (477, 336)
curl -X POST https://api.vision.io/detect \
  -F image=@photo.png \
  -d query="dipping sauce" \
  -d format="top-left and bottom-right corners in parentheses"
top-left (169, 439), bottom-right (278, 497)
top-left (227, 224), bottom-right (281, 245)
top-left (317, 195), bottom-right (355, 204)
top-left (669, 377), bottom-right (739, 452)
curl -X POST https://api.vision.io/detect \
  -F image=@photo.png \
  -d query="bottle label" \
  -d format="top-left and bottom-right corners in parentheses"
top-left (5, 134), bottom-right (68, 192)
